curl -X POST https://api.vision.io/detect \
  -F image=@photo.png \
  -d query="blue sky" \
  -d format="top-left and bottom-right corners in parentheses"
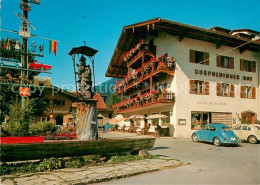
top-left (1, 0), bottom-right (259, 90)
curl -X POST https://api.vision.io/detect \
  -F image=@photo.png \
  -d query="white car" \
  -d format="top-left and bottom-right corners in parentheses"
top-left (232, 124), bottom-right (260, 144)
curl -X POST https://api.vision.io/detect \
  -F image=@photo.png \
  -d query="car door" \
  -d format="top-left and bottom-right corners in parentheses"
top-left (208, 125), bottom-right (217, 142)
top-left (200, 125), bottom-right (209, 141)
top-left (233, 125), bottom-right (242, 140)
top-left (242, 126), bottom-right (251, 140)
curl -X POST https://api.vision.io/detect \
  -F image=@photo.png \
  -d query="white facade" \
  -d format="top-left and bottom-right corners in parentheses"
top-left (148, 31), bottom-right (259, 138)
top-left (119, 31), bottom-right (259, 138)
top-left (107, 19), bottom-right (260, 138)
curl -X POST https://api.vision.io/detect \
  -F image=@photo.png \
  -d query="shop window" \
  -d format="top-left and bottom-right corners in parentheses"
top-left (190, 80), bottom-right (209, 95)
top-left (190, 49), bottom-right (209, 65)
top-left (191, 112), bottom-right (210, 130)
top-left (161, 112), bottom-right (170, 125)
top-left (240, 59), bottom-right (256, 72)
top-left (217, 55), bottom-right (234, 69)
top-left (241, 86), bottom-right (256, 99)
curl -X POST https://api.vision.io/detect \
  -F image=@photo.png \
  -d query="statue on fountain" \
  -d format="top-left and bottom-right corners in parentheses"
top-left (77, 55), bottom-right (93, 99)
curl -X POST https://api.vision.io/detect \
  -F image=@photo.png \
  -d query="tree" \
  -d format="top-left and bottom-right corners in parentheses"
top-left (106, 93), bottom-right (121, 110)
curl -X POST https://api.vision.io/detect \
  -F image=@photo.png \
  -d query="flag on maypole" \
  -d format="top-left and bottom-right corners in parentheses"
top-left (49, 40), bottom-right (57, 56)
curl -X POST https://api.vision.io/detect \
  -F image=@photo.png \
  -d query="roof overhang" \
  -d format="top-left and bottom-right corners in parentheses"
top-left (106, 17), bottom-right (260, 78)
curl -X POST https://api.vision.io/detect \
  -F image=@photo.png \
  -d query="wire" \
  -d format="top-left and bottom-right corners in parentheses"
top-left (197, 38), bottom-right (260, 65)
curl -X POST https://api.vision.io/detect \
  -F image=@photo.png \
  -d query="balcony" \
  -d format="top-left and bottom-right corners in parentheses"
top-left (127, 44), bottom-right (156, 68)
top-left (114, 58), bottom-right (175, 95)
top-left (113, 92), bottom-right (175, 114)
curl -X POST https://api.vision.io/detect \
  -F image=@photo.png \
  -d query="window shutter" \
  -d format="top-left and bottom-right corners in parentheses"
top-left (216, 83), bottom-right (221, 96)
top-left (204, 52), bottom-right (209, 65)
top-left (252, 61), bottom-right (256, 72)
top-left (252, 87), bottom-right (256, 99)
top-left (229, 57), bottom-right (234, 69)
top-left (204, 81), bottom-right (210, 95)
top-left (240, 86), bottom-right (245, 98)
top-left (217, 55), bottom-right (221, 67)
top-left (190, 50), bottom-right (195, 63)
top-left (190, 80), bottom-right (195, 94)
top-left (230, 84), bottom-right (235, 97)
top-left (240, 59), bottom-right (244, 71)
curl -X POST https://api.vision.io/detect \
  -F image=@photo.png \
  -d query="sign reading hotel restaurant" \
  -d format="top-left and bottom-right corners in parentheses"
top-left (51, 110), bottom-right (69, 114)
top-left (195, 69), bottom-right (253, 81)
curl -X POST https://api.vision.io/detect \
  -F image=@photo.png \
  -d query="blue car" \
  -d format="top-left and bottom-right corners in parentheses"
top-left (192, 123), bottom-right (239, 146)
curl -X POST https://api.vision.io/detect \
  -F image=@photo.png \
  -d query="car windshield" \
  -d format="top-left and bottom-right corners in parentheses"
top-left (222, 127), bottom-right (232, 131)
top-left (254, 126), bottom-right (260, 130)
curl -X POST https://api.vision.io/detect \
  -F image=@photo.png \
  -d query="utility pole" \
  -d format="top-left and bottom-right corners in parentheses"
top-left (21, 0), bottom-right (28, 108)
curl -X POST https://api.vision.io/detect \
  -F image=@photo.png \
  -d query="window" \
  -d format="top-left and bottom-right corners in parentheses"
top-left (221, 83), bottom-right (229, 96)
top-left (195, 81), bottom-right (203, 94)
top-left (161, 112), bottom-right (170, 125)
top-left (233, 126), bottom-right (241, 130)
top-left (190, 50), bottom-right (209, 65)
top-left (155, 82), bottom-right (167, 93)
top-left (241, 86), bottom-right (256, 99)
top-left (191, 112), bottom-right (210, 130)
top-left (216, 83), bottom-right (234, 97)
top-left (41, 116), bottom-right (49, 122)
top-left (210, 126), bottom-right (216, 131)
top-left (190, 80), bottom-right (209, 95)
top-left (217, 55), bottom-right (234, 69)
top-left (240, 59), bottom-right (256, 72)
top-left (53, 99), bottom-right (65, 107)
top-left (242, 126), bottom-right (251, 131)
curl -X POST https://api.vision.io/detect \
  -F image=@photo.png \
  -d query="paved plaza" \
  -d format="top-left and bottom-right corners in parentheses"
top-left (1, 132), bottom-right (260, 185)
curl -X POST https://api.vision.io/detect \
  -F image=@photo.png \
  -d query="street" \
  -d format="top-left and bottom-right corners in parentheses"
top-left (101, 133), bottom-right (260, 185)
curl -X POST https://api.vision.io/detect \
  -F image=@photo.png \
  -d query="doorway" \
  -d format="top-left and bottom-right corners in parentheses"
top-left (241, 111), bottom-right (257, 124)
top-left (56, 115), bottom-right (63, 125)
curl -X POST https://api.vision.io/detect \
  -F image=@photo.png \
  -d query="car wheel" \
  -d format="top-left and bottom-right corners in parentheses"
top-left (192, 134), bottom-right (198, 142)
top-left (248, 136), bottom-right (258, 144)
top-left (213, 137), bottom-right (221, 146)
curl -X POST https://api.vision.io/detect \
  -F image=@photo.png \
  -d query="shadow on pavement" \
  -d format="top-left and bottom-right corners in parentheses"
top-left (149, 146), bottom-right (170, 150)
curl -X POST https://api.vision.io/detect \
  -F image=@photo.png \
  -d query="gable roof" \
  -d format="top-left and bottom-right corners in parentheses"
top-left (93, 93), bottom-right (108, 111)
top-left (106, 17), bottom-right (260, 78)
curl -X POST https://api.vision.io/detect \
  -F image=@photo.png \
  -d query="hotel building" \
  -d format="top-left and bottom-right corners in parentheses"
top-left (105, 18), bottom-right (260, 138)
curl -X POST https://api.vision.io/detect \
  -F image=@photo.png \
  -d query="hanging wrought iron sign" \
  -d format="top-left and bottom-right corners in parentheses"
top-left (19, 2), bottom-right (32, 12)
top-left (19, 87), bottom-right (30, 97)
top-left (28, 0), bottom-right (40, 5)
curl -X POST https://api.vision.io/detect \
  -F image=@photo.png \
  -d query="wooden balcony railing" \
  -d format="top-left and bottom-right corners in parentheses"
top-left (127, 44), bottom-right (156, 67)
top-left (113, 92), bottom-right (175, 113)
top-left (115, 60), bottom-right (175, 95)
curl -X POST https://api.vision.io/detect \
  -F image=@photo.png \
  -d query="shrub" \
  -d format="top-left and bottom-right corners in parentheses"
top-left (65, 157), bottom-right (86, 168)
top-left (30, 121), bottom-right (60, 136)
top-left (0, 122), bottom-right (30, 137)
top-left (36, 158), bottom-right (64, 172)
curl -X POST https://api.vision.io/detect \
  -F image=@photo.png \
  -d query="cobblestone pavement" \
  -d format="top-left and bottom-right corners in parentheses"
top-left (1, 159), bottom-right (186, 185)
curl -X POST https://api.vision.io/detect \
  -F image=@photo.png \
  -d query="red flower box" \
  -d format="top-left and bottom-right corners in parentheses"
top-left (0, 137), bottom-right (44, 144)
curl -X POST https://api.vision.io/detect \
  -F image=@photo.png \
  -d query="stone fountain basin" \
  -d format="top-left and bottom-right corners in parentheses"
top-left (1, 138), bottom-right (156, 162)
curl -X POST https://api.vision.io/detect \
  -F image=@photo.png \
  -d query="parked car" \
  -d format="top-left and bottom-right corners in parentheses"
top-left (192, 123), bottom-right (239, 146)
top-left (232, 124), bottom-right (260, 144)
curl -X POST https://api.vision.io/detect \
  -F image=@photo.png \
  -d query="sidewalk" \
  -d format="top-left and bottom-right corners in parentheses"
top-left (1, 159), bottom-right (185, 185)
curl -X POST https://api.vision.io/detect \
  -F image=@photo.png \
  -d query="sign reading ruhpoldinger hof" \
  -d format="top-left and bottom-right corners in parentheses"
top-left (195, 69), bottom-right (252, 81)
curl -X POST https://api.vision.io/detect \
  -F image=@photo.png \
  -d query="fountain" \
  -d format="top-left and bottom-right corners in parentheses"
top-left (69, 46), bottom-right (99, 140)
